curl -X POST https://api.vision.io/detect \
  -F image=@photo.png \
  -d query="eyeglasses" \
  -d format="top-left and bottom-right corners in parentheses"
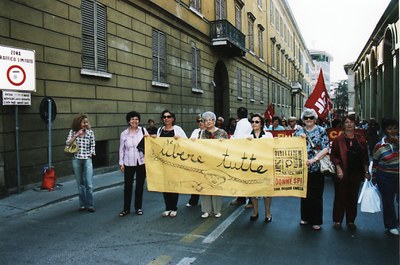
top-left (196, 120), bottom-right (203, 123)
top-left (162, 115), bottom-right (172, 119)
top-left (250, 120), bottom-right (261, 124)
top-left (289, 120), bottom-right (295, 123)
top-left (303, 116), bottom-right (315, 120)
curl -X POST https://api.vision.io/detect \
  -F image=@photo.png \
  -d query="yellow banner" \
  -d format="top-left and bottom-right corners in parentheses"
top-left (145, 137), bottom-right (308, 197)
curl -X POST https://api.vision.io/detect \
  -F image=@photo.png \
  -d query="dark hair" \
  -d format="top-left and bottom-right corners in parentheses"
top-left (342, 114), bottom-right (356, 125)
top-left (381, 118), bottom-right (398, 132)
top-left (250, 113), bottom-right (265, 128)
top-left (272, 116), bottom-right (281, 123)
top-left (148, 119), bottom-right (154, 123)
top-left (71, 113), bottom-right (90, 131)
top-left (161, 109), bottom-right (175, 125)
top-left (237, 107), bottom-right (248, 119)
top-left (126, 111), bottom-right (141, 124)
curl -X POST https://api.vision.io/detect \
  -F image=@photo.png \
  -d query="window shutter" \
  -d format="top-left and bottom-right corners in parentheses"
top-left (82, 0), bottom-right (95, 70)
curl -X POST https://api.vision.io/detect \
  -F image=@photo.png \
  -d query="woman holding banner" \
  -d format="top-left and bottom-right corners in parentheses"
top-left (330, 115), bottom-right (369, 230)
top-left (199, 111), bottom-right (228, 218)
top-left (247, 113), bottom-right (274, 222)
top-left (295, 108), bottom-right (329, 230)
top-left (156, 110), bottom-right (187, 217)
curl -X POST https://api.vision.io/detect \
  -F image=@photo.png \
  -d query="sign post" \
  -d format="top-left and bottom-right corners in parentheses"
top-left (0, 45), bottom-right (36, 193)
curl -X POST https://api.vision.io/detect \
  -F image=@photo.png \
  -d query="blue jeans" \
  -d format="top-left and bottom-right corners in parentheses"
top-left (376, 171), bottom-right (399, 229)
top-left (72, 158), bottom-right (94, 209)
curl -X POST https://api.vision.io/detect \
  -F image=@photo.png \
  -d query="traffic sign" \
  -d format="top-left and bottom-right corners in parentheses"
top-left (0, 45), bottom-right (35, 92)
top-left (2, 90), bottom-right (31, 105)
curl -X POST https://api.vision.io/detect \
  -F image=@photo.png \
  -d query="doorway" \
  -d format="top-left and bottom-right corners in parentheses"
top-left (213, 61), bottom-right (230, 121)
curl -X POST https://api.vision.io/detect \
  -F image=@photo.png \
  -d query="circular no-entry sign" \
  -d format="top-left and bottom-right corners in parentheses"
top-left (7, 65), bottom-right (26, 86)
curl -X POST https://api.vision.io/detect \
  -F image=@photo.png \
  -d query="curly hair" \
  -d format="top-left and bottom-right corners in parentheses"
top-left (71, 113), bottom-right (90, 131)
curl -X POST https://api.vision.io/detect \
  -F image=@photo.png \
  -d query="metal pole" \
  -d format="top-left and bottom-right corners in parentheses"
top-left (15, 106), bottom-right (21, 193)
top-left (48, 99), bottom-right (52, 168)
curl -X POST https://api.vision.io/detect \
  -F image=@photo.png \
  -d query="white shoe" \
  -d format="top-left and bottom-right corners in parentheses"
top-left (215, 212), bottom-right (222, 218)
top-left (169, 211), bottom-right (177, 217)
top-left (162, 210), bottom-right (171, 217)
top-left (389, 228), bottom-right (400, 235)
top-left (186, 203), bottom-right (192, 207)
top-left (201, 212), bottom-right (209, 218)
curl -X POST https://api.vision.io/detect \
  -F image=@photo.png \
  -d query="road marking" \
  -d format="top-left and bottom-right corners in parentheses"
top-left (202, 206), bottom-right (245, 244)
top-left (176, 257), bottom-right (196, 264)
top-left (147, 255), bottom-right (171, 265)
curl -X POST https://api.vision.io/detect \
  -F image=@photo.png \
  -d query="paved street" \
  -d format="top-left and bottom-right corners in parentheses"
top-left (0, 171), bottom-right (398, 265)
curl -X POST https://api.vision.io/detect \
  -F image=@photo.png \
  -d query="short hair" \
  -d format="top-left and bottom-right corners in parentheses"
top-left (161, 109), bottom-right (176, 125)
top-left (250, 113), bottom-right (265, 128)
top-left (288, 116), bottom-right (297, 122)
top-left (126, 111), bottom-right (141, 124)
top-left (148, 119), bottom-right (154, 123)
top-left (301, 108), bottom-right (318, 120)
top-left (202, 111), bottom-right (216, 121)
top-left (342, 114), bottom-right (356, 125)
top-left (381, 118), bottom-right (398, 132)
top-left (237, 107), bottom-right (248, 119)
top-left (217, 116), bottom-right (224, 122)
top-left (71, 113), bottom-right (90, 131)
top-left (272, 116), bottom-right (281, 123)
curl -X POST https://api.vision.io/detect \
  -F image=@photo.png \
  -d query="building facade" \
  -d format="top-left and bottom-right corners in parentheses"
top-left (0, 0), bottom-right (313, 192)
top-left (351, 0), bottom-right (399, 123)
top-left (310, 50), bottom-right (332, 90)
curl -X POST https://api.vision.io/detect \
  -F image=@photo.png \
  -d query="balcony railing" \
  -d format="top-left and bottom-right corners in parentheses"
top-left (210, 20), bottom-right (246, 57)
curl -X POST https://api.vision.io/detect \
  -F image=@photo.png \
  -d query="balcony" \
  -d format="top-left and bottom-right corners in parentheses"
top-left (210, 20), bottom-right (246, 57)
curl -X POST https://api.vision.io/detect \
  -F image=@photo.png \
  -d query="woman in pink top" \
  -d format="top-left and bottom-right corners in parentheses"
top-left (118, 111), bottom-right (148, 217)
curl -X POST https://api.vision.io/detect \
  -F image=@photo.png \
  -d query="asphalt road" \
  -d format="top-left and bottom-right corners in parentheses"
top-left (0, 178), bottom-right (398, 265)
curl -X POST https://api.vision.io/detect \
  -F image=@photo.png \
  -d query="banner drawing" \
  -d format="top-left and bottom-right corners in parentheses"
top-left (145, 137), bottom-right (308, 197)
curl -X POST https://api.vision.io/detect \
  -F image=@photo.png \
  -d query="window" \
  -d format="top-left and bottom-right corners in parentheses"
top-left (272, 82), bottom-right (276, 104)
top-left (271, 42), bottom-right (275, 68)
top-left (270, 1), bottom-right (274, 25)
top-left (191, 47), bottom-right (201, 91)
top-left (81, 0), bottom-right (110, 77)
top-left (258, 0), bottom-right (262, 8)
top-left (235, 2), bottom-right (242, 31)
top-left (216, 0), bottom-right (226, 20)
top-left (260, 78), bottom-right (264, 103)
top-left (237, 68), bottom-right (242, 99)
top-left (190, 0), bottom-right (201, 12)
top-left (277, 85), bottom-right (280, 105)
top-left (250, 74), bottom-right (255, 101)
top-left (258, 25), bottom-right (264, 59)
top-left (248, 13), bottom-right (255, 53)
top-left (276, 48), bottom-right (280, 72)
top-left (275, 9), bottom-right (279, 31)
top-left (152, 29), bottom-right (167, 85)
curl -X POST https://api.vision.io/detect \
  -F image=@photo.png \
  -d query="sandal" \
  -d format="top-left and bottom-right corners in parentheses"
top-left (119, 210), bottom-right (130, 217)
top-left (162, 210), bottom-right (171, 217)
top-left (312, 225), bottom-right (321, 230)
top-left (136, 209), bottom-right (143, 215)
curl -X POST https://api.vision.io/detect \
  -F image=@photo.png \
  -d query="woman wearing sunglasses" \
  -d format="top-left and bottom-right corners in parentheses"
top-left (247, 113), bottom-right (273, 223)
top-left (156, 110), bottom-right (187, 217)
top-left (294, 108), bottom-right (329, 231)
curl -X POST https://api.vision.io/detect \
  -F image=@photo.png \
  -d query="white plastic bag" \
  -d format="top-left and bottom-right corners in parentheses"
top-left (358, 179), bottom-right (381, 213)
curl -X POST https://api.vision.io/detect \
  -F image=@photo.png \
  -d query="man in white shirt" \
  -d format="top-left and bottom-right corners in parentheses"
top-left (231, 107), bottom-right (252, 206)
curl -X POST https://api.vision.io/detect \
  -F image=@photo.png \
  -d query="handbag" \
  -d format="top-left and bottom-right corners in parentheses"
top-left (305, 130), bottom-right (335, 175)
top-left (64, 139), bottom-right (79, 154)
top-left (358, 179), bottom-right (381, 213)
top-left (137, 127), bottom-right (145, 154)
top-left (317, 151), bottom-right (336, 175)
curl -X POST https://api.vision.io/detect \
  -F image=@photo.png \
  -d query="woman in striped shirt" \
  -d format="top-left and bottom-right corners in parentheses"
top-left (372, 118), bottom-right (399, 235)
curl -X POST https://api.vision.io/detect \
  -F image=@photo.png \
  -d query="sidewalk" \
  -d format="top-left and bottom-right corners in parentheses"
top-left (0, 170), bottom-right (123, 219)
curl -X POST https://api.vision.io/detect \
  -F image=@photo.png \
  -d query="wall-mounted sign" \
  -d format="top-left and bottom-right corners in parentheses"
top-left (0, 45), bottom-right (35, 92)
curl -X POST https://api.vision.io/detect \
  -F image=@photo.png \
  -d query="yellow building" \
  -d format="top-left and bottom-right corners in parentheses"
top-left (0, 0), bottom-right (313, 191)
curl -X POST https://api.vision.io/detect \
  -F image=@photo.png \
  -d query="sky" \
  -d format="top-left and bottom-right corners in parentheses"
top-left (286, 0), bottom-right (391, 83)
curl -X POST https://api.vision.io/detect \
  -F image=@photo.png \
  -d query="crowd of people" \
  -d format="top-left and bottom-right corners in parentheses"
top-left (64, 108), bottom-right (399, 235)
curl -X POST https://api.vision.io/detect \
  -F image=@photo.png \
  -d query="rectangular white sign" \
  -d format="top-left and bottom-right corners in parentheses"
top-left (2, 91), bottom-right (31, 105)
top-left (0, 45), bottom-right (36, 92)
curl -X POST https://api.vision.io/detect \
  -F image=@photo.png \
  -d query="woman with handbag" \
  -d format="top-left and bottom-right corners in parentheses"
top-left (294, 109), bottom-right (329, 230)
top-left (372, 118), bottom-right (399, 235)
top-left (66, 113), bottom-right (96, 212)
top-left (330, 115), bottom-right (370, 230)
top-left (156, 110), bottom-right (187, 217)
top-left (118, 111), bottom-right (148, 217)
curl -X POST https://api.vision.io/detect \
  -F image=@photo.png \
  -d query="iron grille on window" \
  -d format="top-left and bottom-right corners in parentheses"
top-left (191, 47), bottom-right (201, 89)
top-left (237, 68), bottom-right (242, 98)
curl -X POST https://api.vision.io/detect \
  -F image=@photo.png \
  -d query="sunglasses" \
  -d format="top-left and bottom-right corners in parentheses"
top-left (196, 120), bottom-right (203, 123)
top-left (250, 120), bottom-right (261, 124)
top-left (163, 115), bottom-right (172, 119)
top-left (303, 116), bottom-right (315, 120)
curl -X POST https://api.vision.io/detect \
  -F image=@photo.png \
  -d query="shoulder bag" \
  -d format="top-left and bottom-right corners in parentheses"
top-left (305, 129), bottom-right (336, 175)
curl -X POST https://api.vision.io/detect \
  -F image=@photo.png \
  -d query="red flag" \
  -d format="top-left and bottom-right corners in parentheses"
top-left (304, 69), bottom-right (333, 119)
top-left (264, 103), bottom-right (275, 122)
